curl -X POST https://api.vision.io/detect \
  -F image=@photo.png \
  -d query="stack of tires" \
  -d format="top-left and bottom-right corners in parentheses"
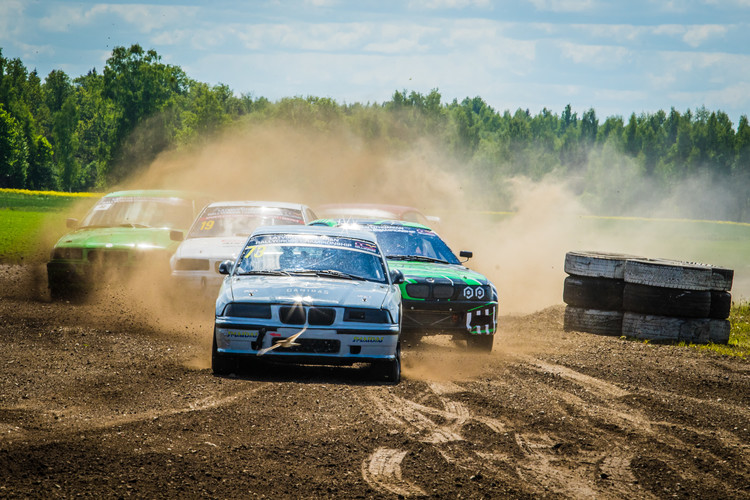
top-left (563, 251), bottom-right (733, 344)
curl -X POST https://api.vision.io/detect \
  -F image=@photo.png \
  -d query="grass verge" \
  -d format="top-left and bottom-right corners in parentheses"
top-left (679, 302), bottom-right (750, 359)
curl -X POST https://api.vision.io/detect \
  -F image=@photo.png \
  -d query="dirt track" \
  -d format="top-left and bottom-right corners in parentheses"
top-left (0, 264), bottom-right (748, 499)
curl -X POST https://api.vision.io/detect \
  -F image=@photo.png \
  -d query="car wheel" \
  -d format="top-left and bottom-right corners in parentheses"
top-left (211, 329), bottom-right (235, 376)
top-left (376, 344), bottom-right (401, 384)
top-left (467, 334), bottom-right (494, 352)
top-left (564, 251), bottom-right (640, 279)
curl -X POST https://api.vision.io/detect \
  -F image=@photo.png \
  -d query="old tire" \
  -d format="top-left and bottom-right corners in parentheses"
top-left (563, 307), bottom-right (623, 336)
top-left (622, 283), bottom-right (711, 318)
top-left (709, 291), bottom-right (732, 320)
top-left (564, 251), bottom-right (642, 279)
top-left (622, 312), bottom-right (730, 344)
top-left (623, 259), bottom-right (713, 291)
top-left (563, 276), bottom-right (624, 310)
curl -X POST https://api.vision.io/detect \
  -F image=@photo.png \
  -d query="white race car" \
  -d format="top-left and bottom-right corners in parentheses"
top-left (213, 225), bottom-right (404, 382)
top-left (170, 201), bottom-right (317, 293)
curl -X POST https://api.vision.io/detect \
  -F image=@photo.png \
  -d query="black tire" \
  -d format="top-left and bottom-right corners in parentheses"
top-left (623, 259), bottom-right (713, 291)
top-left (622, 312), bottom-right (730, 344)
top-left (563, 306), bottom-right (623, 336)
top-left (563, 276), bottom-right (624, 310)
top-left (467, 334), bottom-right (494, 352)
top-left (623, 283), bottom-right (711, 318)
top-left (211, 329), bottom-right (236, 376)
top-left (564, 251), bottom-right (641, 279)
top-left (375, 344), bottom-right (401, 384)
top-left (709, 291), bottom-right (732, 320)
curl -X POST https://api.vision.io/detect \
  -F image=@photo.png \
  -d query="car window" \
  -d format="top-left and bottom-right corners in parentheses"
top-left (187, 207), bottom-right (305, 238)
top-left (80, 196), bottom-right (194, 229)
top-left (370, 228), bottom-right (460, 264)
top-left (235, 234), bottom-right (388, 283)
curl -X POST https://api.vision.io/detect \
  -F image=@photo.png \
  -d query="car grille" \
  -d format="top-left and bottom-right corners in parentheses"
top-left (279, 306), bottom-right (336, 325)
top-left (271, 338), bottom-right (340, 354)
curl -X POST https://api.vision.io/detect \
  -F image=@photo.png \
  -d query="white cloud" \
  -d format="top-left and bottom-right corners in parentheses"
top-left (0, 0), bottom-right (24, 39)
top-left (39, 4), bottom-right (197, 34)
top-left (559, 41), bottom-right (630, 66)
top-left (408, 0), bottom-right (491, 8)
top-left (527, 0), bottom-right (597, 12)
top-left (681, 24), bottom-right (728, 47)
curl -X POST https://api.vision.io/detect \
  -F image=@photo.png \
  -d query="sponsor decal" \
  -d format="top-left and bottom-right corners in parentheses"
top-left (463, 286), bottom-right (486, 299)
top-left (226, 330), bottom-right (259, 339)
top-left (286, 288), bottom-right (329, 295)
top-left (352, 336), bottom-right (384, 343)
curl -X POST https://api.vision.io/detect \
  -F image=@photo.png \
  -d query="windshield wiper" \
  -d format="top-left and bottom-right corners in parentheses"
top-left (294, 269), bottom-right (367, 281)
top-left (386, 255), bottom-right (449, 264)
top-left (238, 270), bottom-right (292, 276)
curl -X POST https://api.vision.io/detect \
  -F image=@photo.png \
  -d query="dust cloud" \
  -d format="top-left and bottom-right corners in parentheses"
top-left (39, 118), bottom-right (748, 366)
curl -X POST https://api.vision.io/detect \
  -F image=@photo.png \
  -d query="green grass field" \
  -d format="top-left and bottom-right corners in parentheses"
top-left (0, 189), bottom-right (99, 262)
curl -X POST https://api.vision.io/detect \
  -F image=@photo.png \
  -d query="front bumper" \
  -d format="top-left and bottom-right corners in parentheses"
top-left (402, 300), bottom-right (498, 336)
top-left (214, 321), bottom-right (400, 364)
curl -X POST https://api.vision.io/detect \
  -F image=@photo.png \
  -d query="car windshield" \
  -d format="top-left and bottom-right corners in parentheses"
top-left (369, 227), bottom-right (460, 264)
top-left (187, 206), bottom-right (304, 238)
top-left (235, 233), bottom-right (388, 283)
top-left (79, 196), bottom-right (194, 229)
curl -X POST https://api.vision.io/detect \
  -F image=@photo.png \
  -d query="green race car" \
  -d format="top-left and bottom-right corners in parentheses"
top-left (310, 219), bottom-right (498, 351)
top-left (47, 189), bottom-right (211, 299)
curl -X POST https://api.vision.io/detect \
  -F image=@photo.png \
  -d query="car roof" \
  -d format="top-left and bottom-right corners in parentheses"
top-left (251, 224), bottom-right (380, 244)
top-left (204, 200), bottom-right (309, 210)
top-left (317, 203), bottom-right (424, 217)
top-left (310, 218), bottom-right (434, 232)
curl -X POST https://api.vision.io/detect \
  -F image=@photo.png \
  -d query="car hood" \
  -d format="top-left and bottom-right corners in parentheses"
top-left (387, 260), bottom-right (491, 285)
top-left (173, 236), bottom-right (247, 261)
top-left (53, 227), bottom-right (181, 252)
top-left (226, 276), bottom-right (392, 308)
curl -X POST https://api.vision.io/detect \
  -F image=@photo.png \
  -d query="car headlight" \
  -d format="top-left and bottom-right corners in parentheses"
top-left (51, 247), bottom-right (83, 260)
top-left (223, 303), bottom-right (272, 319)
top-left (344, 308), bottom-right (391, 323)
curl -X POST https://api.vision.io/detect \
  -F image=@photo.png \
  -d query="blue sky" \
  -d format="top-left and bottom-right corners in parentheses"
top-left (2, 0), bottom-right (749, 125)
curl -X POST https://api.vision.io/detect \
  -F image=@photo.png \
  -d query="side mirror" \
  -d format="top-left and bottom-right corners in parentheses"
top-left (459, 250), bottom-right (473, 261)
top-left (218, 260), bottom-right (234, 275)
top-left (390, 269), bottom-right (405, 285)
top-left (169, 230), bottom-right (184, 242)
top-left (66, 218), bottom-right (78, 229)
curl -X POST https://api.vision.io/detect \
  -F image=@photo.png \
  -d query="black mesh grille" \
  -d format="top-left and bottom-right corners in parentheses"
top-left (308, 307), bottom-right (336, 326)
top-left (279, 306), bottom-right (306, 325)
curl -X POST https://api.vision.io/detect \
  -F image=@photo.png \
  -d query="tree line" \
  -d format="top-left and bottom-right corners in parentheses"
top-left (1, 44), bottom-right (749, 220)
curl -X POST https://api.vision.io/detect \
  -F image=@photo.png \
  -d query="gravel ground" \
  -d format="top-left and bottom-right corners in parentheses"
top-left (0, 264), bottom-right (748, 499)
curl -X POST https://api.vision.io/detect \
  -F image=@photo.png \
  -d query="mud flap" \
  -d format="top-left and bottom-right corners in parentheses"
top-left (466, 304), bottom-right (497, 335)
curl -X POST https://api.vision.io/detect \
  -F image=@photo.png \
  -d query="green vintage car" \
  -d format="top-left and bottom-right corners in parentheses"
top-left (47, 189), bottom-right (211, 298)
top-left (310, 219), bottom-right (498, 351)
